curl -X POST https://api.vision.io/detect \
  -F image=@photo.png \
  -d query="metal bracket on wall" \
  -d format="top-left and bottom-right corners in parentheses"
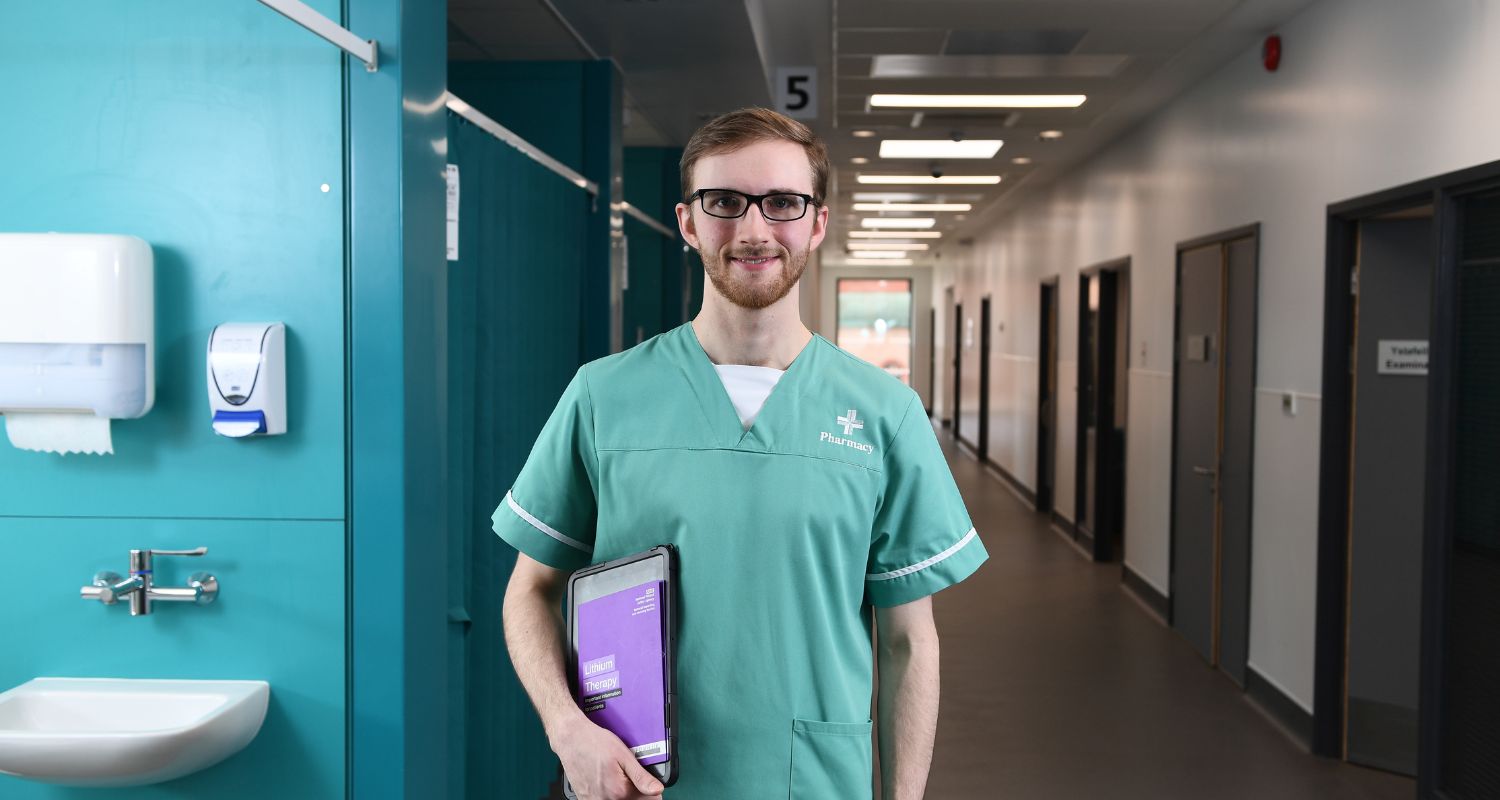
top-left (257, 0), bottom-right (379, 72)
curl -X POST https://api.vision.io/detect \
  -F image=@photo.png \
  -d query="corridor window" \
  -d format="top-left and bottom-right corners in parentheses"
top-left (836, 278), bottom-right (914, 385)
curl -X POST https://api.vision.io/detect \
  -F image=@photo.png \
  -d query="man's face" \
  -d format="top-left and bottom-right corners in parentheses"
top-left (676, 139), bottom-right (829, 310)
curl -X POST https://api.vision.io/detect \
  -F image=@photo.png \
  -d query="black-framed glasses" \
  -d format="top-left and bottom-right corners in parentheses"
top-left (688, 188), bottom-right (817, 222)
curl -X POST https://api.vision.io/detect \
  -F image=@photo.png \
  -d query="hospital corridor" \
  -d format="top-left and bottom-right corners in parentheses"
top-left (2, 0), bottom-right (1498, 798)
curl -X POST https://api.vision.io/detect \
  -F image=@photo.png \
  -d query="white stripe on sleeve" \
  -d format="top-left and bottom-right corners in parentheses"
top-left (505, 491), bottom-right (593, 554)
top-left (866, 528), bottom-right (978, 581)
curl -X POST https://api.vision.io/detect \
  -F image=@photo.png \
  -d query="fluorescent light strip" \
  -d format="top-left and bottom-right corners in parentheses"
top-left (845, 242), bottom-right (930, 251)
top-left (848, 231), bottom-right (943, 239)
top-left (861, 217), bottom-right (936, 229)
top-left (845, 258), bottom-right (914, 266)
top-left (850, 250), bottom-right (911, 259)
top-left (879, 140), bottom-right (1003, 159)
top-left (858, 175), bottom-right (1001, 186)
top-left (853, 203), bottom-right (972, 212)
top-left (870, 94), bottom-right (1086, 109)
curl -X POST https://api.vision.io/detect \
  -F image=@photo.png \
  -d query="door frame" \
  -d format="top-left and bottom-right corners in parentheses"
top-left (928, 307), bottom-right (936, 416)
top-left (1312, 160), bottom-right (1500, 794)
top-left (1167, 223), bottom-right (1260, 635)
top-left (978, 295), bottom-right (992, 462)
top-left (1037, 278), bottom-right (1060, 514)
top-left (1075, 257), bottom-right (1131, 561)
top-left (952, 299), bottom-right (963, 434)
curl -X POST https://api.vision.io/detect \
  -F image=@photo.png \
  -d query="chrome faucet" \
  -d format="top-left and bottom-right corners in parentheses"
top-left (80, 547), bottom-right (219, 616)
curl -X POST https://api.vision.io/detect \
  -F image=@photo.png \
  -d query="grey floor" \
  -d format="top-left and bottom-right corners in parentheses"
top-left (928, 432), bottom-right (1417, 799)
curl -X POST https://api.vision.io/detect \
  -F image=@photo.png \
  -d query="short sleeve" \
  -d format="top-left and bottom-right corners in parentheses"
top-left (866, 395), bottom-right (989, 607)
top-left (492, 367), bottom-right (599, 571)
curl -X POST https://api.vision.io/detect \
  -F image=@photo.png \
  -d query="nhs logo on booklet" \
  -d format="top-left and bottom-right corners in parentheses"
top-left (575, 580), bottom-right (669, 766)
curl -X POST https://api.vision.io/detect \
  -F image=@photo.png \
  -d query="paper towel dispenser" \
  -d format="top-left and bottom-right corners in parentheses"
top-left (0, 233), bottom-right (155, 420)
top-left (207, 322), bottom-right (286, 437)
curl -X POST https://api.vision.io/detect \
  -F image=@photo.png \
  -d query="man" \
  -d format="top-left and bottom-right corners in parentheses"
top-left (495, 108), bottom-right (988, 800)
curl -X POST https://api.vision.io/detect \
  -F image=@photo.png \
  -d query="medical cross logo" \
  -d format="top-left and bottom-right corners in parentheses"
top-left (820, 408), bottom-right (875, 455)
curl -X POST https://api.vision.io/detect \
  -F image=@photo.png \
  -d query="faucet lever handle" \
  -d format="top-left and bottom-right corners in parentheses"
top-left (150, 547), bottom-right (208, 557)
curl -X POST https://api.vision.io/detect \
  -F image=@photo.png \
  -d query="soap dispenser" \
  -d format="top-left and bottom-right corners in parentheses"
top-left (206, 323), bottom-right (286, 437)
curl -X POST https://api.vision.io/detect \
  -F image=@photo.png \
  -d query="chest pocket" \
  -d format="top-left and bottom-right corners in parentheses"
top-left (789, 718), bottom-right (873, 799)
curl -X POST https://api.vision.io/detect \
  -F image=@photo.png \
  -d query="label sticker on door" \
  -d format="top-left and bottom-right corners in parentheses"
top-left (1377, 340), bottom-right (1428, 375)
top-left (1186, 335), bottom-right (1212, 363)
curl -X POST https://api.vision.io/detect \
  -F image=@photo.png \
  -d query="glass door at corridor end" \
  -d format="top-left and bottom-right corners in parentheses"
top-left (837, 278), bottom-right (914, 385)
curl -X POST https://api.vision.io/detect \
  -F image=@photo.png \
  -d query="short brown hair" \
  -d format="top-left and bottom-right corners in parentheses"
top-left (680, 108), bottom-right (830, 206)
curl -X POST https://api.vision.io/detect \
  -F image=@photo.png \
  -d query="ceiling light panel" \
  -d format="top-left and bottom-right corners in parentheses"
top-left (858, 175), bottom-right (1001, 185)
top-left (850, 250), bottom-right (910, 259)
top-left (869, 94), bottom-right (1086, 109)
top-left (846, 242), bottom-right (930, 251)
top-left (853, 203), bottom-right (972, 212)
top-left (869, 54), bottom-right (1130, 80)
top-left (861, 217), bottom-right (936, 229)
top-left (847, 231), bottom-right (943, 239)
top-left (851, 192), bottom-right (983, 202)
top-left (878, 140), bottom-right (1002, 159)
top-left (844, 258), bottom-right (915, 267)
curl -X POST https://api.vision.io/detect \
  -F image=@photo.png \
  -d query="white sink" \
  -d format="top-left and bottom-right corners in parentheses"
top-left (0, 678), bottom-right (269, 787)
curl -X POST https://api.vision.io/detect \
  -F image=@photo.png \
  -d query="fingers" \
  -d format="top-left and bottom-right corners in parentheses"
top-left (621, 757), bottom-right (664, 796)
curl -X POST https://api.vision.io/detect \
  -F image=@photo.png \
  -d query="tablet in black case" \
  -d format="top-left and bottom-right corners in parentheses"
top-left (563, 545), bottom-right (678, 797)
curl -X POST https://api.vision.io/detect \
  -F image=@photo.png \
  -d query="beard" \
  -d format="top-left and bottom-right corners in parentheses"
top-left (699, 243), bottom-right (809, 311)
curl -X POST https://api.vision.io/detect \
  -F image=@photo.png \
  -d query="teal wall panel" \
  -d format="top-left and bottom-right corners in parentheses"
top-left (0, 0), bottom-right (348, 797)
top-left (446, 110), bottom-right (591, 799)
top-left (0, 520), bottom-right (346, 798)
top-left (0, 0), bottom-right (346, 521)
top-left (348, 0), bottom-right (452, 797)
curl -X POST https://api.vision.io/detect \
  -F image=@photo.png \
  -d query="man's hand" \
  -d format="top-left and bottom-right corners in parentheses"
top-left (553, 715), bottom-right (664, 799)
top-left (502, 554), bottom-right (664, 800)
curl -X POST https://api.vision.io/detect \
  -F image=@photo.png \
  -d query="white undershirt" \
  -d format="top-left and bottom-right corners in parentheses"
top-left (713, 364), bottom-right (786, 430)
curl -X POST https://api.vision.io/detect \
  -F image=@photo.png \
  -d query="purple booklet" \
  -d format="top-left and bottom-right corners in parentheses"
top-left (574, 580), bottom-right (669, 766)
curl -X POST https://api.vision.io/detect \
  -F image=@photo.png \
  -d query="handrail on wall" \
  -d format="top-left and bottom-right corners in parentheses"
top-left (445, 93), bottom-right (600, 197)
top-left (257, 0), bottom-right (379, 72)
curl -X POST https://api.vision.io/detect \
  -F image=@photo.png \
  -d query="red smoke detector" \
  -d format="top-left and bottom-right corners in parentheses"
top-left (1263, 35), bottom-right (1282, 72)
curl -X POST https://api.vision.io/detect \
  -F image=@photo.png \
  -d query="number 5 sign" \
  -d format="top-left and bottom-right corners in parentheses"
top-left (775, 67), bottom-right (818, 121)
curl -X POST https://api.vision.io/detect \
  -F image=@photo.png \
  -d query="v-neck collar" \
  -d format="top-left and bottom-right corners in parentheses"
top-left (680, 322), bottom-right (819, 448)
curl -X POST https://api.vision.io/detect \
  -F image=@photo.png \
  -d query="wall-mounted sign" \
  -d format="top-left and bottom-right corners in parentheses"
top-left (1377, 340), bottom-right (1428, 375)
top-left (445, 164), bottom-right (460, 262)
top-left (775, 67), bottom-right (817, 121)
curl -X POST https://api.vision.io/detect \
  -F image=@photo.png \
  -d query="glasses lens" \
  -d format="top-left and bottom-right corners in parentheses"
top-left (762, 194), bottom-right (808, 221)
top-left (701, 190), bottom-right (749, 218)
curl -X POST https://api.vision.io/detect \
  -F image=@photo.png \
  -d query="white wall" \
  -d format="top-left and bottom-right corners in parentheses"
top-left (938, 0), bottom-right (1500, 711)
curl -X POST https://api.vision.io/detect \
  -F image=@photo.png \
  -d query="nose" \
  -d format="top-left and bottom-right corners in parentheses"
top-left (737, 203), bottom-right (774, 244)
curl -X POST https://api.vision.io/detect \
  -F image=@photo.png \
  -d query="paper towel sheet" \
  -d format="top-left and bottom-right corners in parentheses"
top-left (4, 413), bottom-right (114, 455)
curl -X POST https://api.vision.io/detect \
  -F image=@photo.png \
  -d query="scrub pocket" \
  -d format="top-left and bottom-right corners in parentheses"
top-left (788, 718), bottom-right (874, 799)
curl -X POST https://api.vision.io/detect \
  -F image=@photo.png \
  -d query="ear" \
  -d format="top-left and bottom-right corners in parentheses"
top-left (676, 203), bottom-right (700, 250)
top-left (807, 203), bottom-right (830, 252)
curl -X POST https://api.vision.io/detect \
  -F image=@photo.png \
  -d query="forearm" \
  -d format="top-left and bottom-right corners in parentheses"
top-left (502, 573), bottom-right (586, 743)
top-left (876, 631), bottom-right (940, 800)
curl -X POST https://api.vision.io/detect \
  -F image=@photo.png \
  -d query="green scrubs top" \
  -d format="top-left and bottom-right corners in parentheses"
top-left (494, 323), bottom-right (988, 799)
